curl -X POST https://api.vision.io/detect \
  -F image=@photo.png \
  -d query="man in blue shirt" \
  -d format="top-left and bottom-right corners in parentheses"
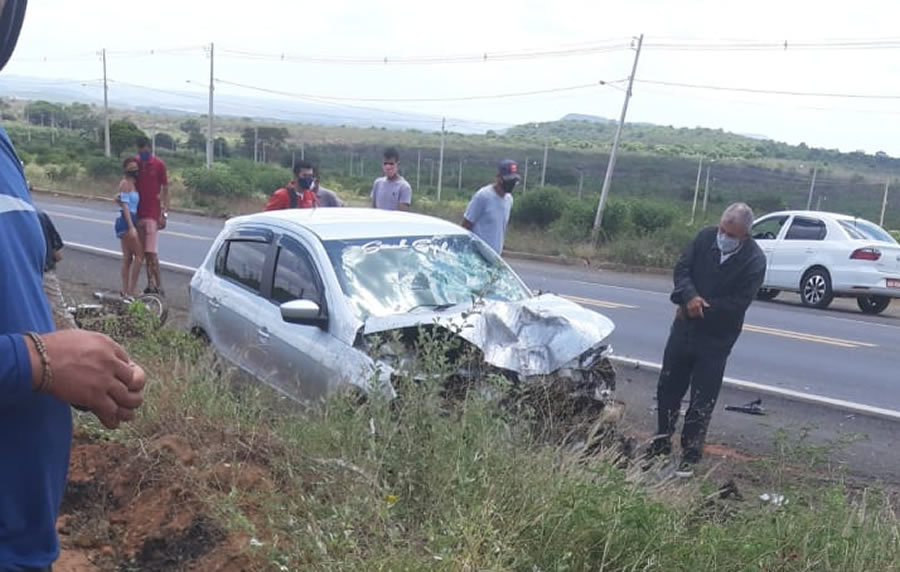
top-left (0, 3), bottom-right (146, 570)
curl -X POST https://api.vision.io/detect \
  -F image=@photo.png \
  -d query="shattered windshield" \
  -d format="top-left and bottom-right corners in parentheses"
top-left (324, 234), bottom-right (531, 320)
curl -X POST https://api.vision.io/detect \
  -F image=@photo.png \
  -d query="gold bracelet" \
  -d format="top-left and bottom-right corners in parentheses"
top-left (25, 331), bottom-right (53, 393)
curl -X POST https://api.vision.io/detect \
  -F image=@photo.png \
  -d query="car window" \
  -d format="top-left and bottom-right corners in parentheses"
top-left (838, 219), bottom-right (898, 244)
top-left (323, 234), bottom-right (530, 320)
top-left (785, 217), bottom-right (827, 241)
top-left (219, 240), bottom-right (269, 293)
top-left (752, 216), bottom-right (789, 240)
top-left (272, 240), bottom-right (323, 305)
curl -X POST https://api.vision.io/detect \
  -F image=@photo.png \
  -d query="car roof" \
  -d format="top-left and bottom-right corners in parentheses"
top-left (758, 210), bottom-right (875, 223)
top-left (228, 208), bottom-right (467, 241)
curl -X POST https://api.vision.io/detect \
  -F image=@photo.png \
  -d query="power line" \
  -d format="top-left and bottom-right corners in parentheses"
top-left (634, 79), bottom-right (900, 100)
top-left (644, 38), bottom-right (900, 52)
top-left (217, 41), bottom-right (631, 66)
top-left (215, 77), bottom-right (603, 103)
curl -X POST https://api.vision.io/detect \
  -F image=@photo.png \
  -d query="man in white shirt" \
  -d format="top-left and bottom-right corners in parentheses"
top-left (462, 159), bottom-right (519, 254)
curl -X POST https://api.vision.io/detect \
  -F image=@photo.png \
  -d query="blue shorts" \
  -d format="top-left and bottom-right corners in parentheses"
top-left (115, 212), bottom-right (137, 238)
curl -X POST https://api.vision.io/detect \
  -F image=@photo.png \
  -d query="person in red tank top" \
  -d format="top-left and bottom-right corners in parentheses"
top-left (264, 160), bottom-right (319, 211)
top-left (134, 135), bottom-right (169, 295)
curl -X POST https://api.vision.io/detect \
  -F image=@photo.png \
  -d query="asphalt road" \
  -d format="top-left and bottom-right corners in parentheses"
top-left (39, 194), bottom-right (900, 414)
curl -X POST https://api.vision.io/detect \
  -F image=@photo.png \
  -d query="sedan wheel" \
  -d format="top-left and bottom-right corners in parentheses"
top-left (857, 295), bottom-right (891, 315)
top-left (800, 269), bottom-right (834, 309)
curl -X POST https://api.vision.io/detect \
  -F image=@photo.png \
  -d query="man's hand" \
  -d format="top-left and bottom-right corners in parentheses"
top-left (686, 296), bottom-right (710, 319)
top-left (31, 330), bottom-right (146, 429)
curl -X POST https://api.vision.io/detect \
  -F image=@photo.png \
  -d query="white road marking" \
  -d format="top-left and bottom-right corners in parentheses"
top-left (612, 356), bottom-right (900, 421)
top-left (67, 242), bottom-right (198, 274)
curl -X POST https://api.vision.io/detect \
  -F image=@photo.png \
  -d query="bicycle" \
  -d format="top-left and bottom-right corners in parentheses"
top-left (67, 290), bottom-right (168, 329)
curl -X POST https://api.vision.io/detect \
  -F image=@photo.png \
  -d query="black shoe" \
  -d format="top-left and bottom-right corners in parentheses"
top-left (675, 459), bottom-right (696, 479)
top-left (144, 287), bottom-right (160, 295)
top-left (643, 437), bottom-right (672, 461)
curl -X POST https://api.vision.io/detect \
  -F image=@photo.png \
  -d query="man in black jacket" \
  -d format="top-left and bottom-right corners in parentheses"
top-left (650, 202), bottom-right (765, 477)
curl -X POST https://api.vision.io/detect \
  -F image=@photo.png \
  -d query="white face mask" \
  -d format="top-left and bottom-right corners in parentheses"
top-left (717, 230), bottom-right (741, 254)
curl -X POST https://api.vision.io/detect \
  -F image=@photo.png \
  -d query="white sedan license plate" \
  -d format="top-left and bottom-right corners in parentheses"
top-left (888, 279), bottom-right (900, 289)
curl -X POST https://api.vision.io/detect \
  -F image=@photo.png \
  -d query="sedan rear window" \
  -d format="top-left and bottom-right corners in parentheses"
top-left (838, 219), bottom-right (898, 244)
top-left (324, 234), bottom-right (530, 320)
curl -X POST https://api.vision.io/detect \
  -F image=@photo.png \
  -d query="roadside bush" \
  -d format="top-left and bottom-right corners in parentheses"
top-left (550, 199), bottom-right (595, 242)
top-left (227, 158), bottom-right (291, 196)
top-left (601, 198), bottom-right (631, 237)
top-left (630, 199), bottom-right (677, 235)
top-left (512, 186), bottom-right (568, 227)
top-left (45, 163), bottom-right (79, 182)
top-left (183, 165), bottom-right (246, 197)
top-left (85, 156), bottom-right (123, 179)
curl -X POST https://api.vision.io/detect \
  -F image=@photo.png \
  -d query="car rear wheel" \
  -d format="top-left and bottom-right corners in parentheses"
top-left (756, 288), bottom-right (780, 301)
top-left (800, 269), bottom-right (834, 309)
top-left (856, 295), bottom-right (891, 315)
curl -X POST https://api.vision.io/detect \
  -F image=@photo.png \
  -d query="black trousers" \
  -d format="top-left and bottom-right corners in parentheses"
top-left (655, 318), bottom-right (732, 463)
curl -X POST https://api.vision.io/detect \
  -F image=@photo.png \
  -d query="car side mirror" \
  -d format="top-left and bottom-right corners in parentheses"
top-left (281, 299), bottom-right (327, 329)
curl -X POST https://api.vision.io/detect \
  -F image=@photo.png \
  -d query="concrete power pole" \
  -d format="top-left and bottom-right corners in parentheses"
top-left (880, 180), bottom-right (890, 227)
top-left (457, 157), bottom-right (463, 191)
top-left (806, 166), bottom-right (818, 210)
top-left (702, 165), bottom-right (711, 214)
top-left (253, 127), bottom-right (259, 162)
top-left (577, 169), bottom-right (584, 199)
top-left (416, 149), bottom-right (422, 194)
top-left (436, 118), bottom-right (446, 201)
top-left (206, 42), bottom-right (214, 170)
top-left (592, 34), bottom-right (644, 242)
top-left (102, 48), bottom-right (110, 158)
top-left (540, 140), bottom-right (549, 187)
top-left (522, 158), bottom-right (529, 193)
top-left (690, 157), bottom-right (703, 224)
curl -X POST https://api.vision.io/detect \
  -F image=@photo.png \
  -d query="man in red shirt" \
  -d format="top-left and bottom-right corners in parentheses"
top-left (134, 135), bottom-right (169, 295)
top-left (264, 160), bottom-right (318, 211)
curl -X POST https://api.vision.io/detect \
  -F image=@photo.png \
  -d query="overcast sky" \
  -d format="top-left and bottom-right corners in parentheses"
top-left (7, 0), bottom-right (900, 154)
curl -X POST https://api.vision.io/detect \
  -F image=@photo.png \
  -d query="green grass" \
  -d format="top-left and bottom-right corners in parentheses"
top-left (72, 315), bottom-right (900, 571)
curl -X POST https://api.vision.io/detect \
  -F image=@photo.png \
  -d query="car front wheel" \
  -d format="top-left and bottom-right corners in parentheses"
top-left (857, 295), bottom-right (891, 315)
top-left (800, 269), bottom-right (834, 309)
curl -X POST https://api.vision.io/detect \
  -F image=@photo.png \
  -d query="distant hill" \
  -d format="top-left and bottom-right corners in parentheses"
top-left (560, 113), bottom-right (615, 124)
top-left (0, 75), bottom-right (501, 135)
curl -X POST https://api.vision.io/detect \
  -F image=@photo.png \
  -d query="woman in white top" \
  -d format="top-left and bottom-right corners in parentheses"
top-left (115, 158), bottom-right (143, 296)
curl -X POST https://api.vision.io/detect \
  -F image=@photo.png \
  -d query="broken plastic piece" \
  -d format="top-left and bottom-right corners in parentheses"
top-left (725, 398), bottom-right (765, 415)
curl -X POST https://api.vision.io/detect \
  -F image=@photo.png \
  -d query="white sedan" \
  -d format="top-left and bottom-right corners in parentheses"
top-left (188, 208), bottom-right (617, 404)
top-left (751, 210), bottom-right (900, 314)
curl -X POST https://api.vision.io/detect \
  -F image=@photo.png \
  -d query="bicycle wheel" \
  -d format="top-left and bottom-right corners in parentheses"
top-left (135, 293), bottom-right (169, 326)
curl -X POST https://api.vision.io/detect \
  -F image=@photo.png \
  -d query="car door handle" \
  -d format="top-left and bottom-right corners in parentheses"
top-left (805, 248), bottom-right (815, 253)
top-left (257, 328), bottom-right (270, 342)
top-left (208, 297), bottom-right (220, 310)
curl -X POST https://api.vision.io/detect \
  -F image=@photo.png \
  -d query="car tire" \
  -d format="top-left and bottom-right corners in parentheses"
top-left (756, 288), bottom-right (780, 301)
top-left (856, 295), bottom-right (891, 315)
top-left (800, 268), bottom-right (834, 309)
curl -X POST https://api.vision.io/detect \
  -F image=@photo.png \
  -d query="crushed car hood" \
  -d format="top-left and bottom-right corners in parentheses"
top-left (363, 294), bottom-right (615, 376)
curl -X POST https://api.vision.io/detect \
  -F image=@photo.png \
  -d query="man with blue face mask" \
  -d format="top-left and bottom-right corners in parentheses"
top-left (648, 202), bottom-right (766, 478)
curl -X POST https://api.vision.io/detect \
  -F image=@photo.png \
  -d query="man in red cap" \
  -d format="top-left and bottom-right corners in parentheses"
top-left (462, 159), bottom-right (519, 254)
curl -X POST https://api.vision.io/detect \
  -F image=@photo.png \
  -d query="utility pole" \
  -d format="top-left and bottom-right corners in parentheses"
top-left (577, 169), bottom-right (584, 199)
top-left (457, 157), bottom-right (463, 191)
top-left (292, 150), bottom-right (296, 168)
top-left (690, 157), bottom-right (703, 224)
top-left (592, 33), bottom-right (644, 242)
top-left (523, 158), bottom-right (529, 193)
top-left (429, 159), bottom-right (434, 187)
top-left (102, 48), bottom-right (110, 157)
top-left (436, 117), bottom-right (446, 201)
top-left (360, 156), bottom-right (365, 177)
top-left (880, 180), bottom-right (890, 227)
top-left (540, 140), bottom-right (549, 187)
top-left (416, 149), bottom-right (421, 194)
top-left (348, 151), bottom-right (354, 177)
top-left (206, 42), bottom-right (214, 170)
top-left (253, 127), bottom-right (259, 163)
top-left (151, 132), bottom-right (157, 156)
top-left (702, 165), bottom-right (711, 214)
top-left (805, 166), bottom-right (818, 210)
